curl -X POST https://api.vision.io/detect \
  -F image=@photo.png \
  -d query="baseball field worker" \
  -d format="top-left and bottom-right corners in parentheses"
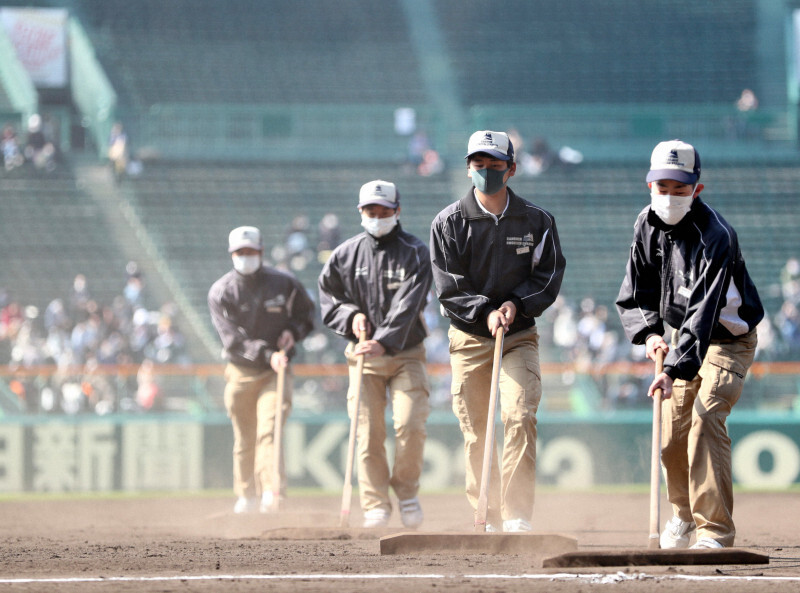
top-left (209, 226), bottom-right (315, 514)
top-left (616, 139), bottom-right (764, 549)
top-left (430, 131), bottom-right (566, 532)
top-left (319, 180), bottom-right (432, 528)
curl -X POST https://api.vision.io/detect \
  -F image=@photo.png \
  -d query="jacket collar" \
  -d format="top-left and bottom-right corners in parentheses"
top-left (460, 187), bottom-right (525, 220)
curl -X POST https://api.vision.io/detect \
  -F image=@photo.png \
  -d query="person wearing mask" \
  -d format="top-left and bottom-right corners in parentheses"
top-left (209, 226), bottom-right (315, 514)
top-left (430, 131), bottom-right (566, 532)
top-left (616, 139), bottom-right (764, 548)
top-left (319, 180), bottom-right (432, 528)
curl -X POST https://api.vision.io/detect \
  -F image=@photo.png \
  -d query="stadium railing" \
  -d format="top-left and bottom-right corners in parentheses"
top-left (1, 361), bottom-right (797, 417)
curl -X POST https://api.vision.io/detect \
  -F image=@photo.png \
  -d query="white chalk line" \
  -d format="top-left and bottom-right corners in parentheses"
top-left (1, 572), bottom-right (800, 585)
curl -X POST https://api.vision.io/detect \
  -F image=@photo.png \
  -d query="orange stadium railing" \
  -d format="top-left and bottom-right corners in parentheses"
top-left (0, 360), bottom-right (798, 415)
top-left (1, 360), bottom-right (799, 379)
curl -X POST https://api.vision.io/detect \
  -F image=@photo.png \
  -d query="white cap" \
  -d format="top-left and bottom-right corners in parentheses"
top-left (228, 226), bottom-right (262, 252)
top-left (465, 130), bottom-right (515, 161)
top-left (358, 180), bottom-right (399, 209)
top-left (646, 139), bottom-right (701, 184)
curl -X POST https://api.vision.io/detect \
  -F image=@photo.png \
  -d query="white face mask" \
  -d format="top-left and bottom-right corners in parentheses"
top-left (232, 254), bottom-right (261, 275)
top-left (650, 188), bottom-right (694, 226)
top-left (361, 213), bottom-right (398, 238)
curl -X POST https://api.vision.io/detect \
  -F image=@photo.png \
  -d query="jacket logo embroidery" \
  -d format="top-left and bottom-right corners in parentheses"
top-left (506, 233), bottom-right (535, 248)
top-left (383, 268), bottom-right (407, 281)
top-left (263, 295), bottom-right (286, 311)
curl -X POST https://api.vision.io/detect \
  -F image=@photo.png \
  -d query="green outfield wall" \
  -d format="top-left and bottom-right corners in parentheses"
top-left (0, 411), bottom-right (798, 493)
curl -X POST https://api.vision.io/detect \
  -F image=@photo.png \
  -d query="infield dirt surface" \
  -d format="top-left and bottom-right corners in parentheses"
top-left (1, 490), bottom-right (798, 591)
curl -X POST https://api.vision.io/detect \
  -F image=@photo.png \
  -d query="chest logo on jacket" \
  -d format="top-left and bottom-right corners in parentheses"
top-left (263, 295), bottom-right (286, 313)
top-left (506, 232), bottom-right (535, 255)
top-left (383, 267), bottom-right (407, 291)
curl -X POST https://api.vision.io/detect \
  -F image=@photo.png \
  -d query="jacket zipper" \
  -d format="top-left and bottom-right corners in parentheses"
top-left (661, 235), bottom-right (672, 320)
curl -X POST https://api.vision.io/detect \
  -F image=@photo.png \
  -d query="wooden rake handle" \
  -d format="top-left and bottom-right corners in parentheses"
top-left (339, 331), bottom-right (367, 528)
top-left (648, 348), bottom-right (665, 548)
top-left (270, 350), bottom-right (287, 513)
top-left (475, 329), bottom-right (505, 532)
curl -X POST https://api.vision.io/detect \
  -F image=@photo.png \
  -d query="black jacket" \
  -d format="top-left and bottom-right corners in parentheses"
top-left (616, 198), bottom-right (764, 381)
top-left (208, 265), bottom-right (315, 369)
top-left (318, 224), bottom-right (431, 354)
top-left (430, 187), bottom-right (566, 339)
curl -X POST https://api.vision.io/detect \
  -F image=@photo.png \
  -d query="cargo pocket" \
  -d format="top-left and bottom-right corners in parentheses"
top-left (705, 352), bottom-right (747, 409)
top-left (524, 359), bottom-right (543, 411)
top-left (450, 380), bottom-right (470, 429)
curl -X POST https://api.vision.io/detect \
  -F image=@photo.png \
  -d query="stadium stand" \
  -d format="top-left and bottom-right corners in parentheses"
top-left (0, 165), bottom-right (130, 309)
top-left (70, 0), bottom-right (426, 107)
top-left (435, 0), bottom-right (757, 105)
top-left (0, 0), bottom-right (797, 414)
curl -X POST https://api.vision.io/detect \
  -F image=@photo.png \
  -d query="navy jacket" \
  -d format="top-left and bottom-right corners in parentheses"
top-left (616, 198), bottom-right (764, 381)
top-left (430, 187), bottom-right (566, 339)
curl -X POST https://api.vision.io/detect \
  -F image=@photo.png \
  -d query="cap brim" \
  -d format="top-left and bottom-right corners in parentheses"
top-left (646, 169), bottom-right (698, 184)
top-left (357, 199), bottom-right (398, 209)
top-left (228, 242), bottom-right (262, 253)
top-left (465, 149), bottom-right (511, 161)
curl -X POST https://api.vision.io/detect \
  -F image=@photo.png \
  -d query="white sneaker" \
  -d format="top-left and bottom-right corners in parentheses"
top-left (233, 497), bottom-right (259, 514)
top-left (398, 497), bottom-right (424, 528)
top-left (660, 516), bottom-right (696, 549)
top-left (503, 518), bottom-right (532, 533)
top-left (362, 508), bottom-right (391, 528)
top-left (691, 537), bottom-right (724, 549)
top-left (259, 491), bottom-right (274, 513)
top-left (485, 523), bottom-right (499, 533)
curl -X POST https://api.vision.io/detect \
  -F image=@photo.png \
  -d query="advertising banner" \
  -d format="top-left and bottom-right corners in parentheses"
top-left (0, 7), bottom-right (68, 88)
top-left (0, 412), bottom-right (798, 493)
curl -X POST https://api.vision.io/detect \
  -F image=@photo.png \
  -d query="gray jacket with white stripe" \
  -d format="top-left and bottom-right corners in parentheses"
top-left (616, 198), bottom-right (764, 381)
top-left (430, 188), bottom-right (566, 339)
top-left (208, 265), bottom-right (315, 369)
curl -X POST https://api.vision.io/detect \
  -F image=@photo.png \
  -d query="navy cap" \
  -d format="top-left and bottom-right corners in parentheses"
top-left (646, 139), bottom-right (701, 184)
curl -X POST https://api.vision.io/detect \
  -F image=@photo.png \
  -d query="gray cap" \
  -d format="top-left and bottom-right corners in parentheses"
top-left (357, 180), bottom-right (399, 209)
top-left (228, 226), bottom-right (262, 252)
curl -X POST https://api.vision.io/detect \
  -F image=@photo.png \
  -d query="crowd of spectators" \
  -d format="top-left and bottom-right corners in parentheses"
top-left (0, 263), bottom-right (190, 415)
top-left (1, 114), bottom-right (60, 174)
top-left (2, 243), bottom-right (798, 416)
top-left (770, 256), bottom-right (800, 359)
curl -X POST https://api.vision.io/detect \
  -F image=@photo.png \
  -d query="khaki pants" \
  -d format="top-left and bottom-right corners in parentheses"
top-left (345, 342), bottom-right (430, 513)
top-left (448, 326), bottom-right (542, 526)
top-left (661, 329), bottom-right (757, 547)
top-left (223, 363), bottom-right (292, 499)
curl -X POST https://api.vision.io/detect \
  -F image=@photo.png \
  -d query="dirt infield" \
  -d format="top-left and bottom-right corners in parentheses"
top-left (0, 490), bottom-right (798, 592)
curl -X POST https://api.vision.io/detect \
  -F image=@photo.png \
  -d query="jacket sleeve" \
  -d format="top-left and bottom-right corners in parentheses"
top-left (318, 251), bottom-right (360, 340)
top-left (511, 212), bottom-right (566, 318)
top-left (286, 277), bottom-right (315, 344)
top-left (666, 239), bottom-right (733, 381)
top-left (372, 241), bottom-right (432, 354)
top-left (430, 216), bottom-right (491, 324)
top-left (208, 283), bottom-right (270, 366)
top-left (615, 221), bottom-right (665, 346)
